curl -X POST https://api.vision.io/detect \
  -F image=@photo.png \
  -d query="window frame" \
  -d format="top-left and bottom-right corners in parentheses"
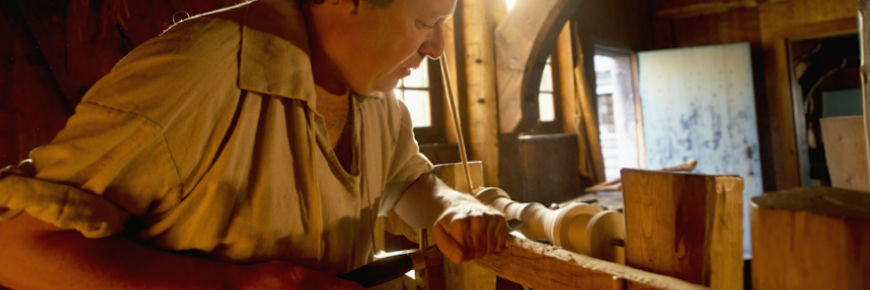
top-left (393, 58), bottom-right (446, 144)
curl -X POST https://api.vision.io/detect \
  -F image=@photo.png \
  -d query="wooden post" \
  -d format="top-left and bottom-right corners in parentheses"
top-left (556, 22), bottom-right (577, 135)
top-left (621, 169), bottom-right (744, 290)
top-left (460, 0), bottom-right (499, 187)
top-left (860, 0), bottom-right (870, 188)
top-left (751, 187), bottom-right (870, 290)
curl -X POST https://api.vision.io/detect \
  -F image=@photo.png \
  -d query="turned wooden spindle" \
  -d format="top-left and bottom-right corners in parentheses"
top-left (475, 187), bottom-right (626, 263)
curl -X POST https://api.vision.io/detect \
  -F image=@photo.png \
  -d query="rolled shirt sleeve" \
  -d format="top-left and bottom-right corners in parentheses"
top-left (0, 102), bottom-right (182, 238)
top-left (378, 96), bottom-right (433, 216)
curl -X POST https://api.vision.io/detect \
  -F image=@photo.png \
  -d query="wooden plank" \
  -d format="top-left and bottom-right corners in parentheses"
top-left (820, 117), bottom-right (870, 191)
top-left (460, 0), bottom-right (500, 187)
top-left (622, 169), bottom-right (744, 290)
top-left (518, 133), bottom-right (581, 205)
top-left (556, 22), bottom-right (577, 135)
top-left (751, 187), bottom-right (870, 290)
top-left (861, 0), bottom-right (870, 190)
top-left (668, 7), bottom-right (761, 47)
top-left (474, 237), bottom-right (711, 290)
top-left (655, 0), bottom-right (759, 19)
top-left (570, 24), bottom-right (607, 184)
top-left (494, 0), bottom-right (582, 133)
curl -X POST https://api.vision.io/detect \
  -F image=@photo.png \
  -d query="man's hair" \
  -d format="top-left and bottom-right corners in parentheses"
top-left (301, 0), bottom-right (394, 7)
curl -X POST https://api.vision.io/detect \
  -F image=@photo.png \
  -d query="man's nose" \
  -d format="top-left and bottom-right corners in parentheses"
top-left (418, 26), bottom-right (445, 59)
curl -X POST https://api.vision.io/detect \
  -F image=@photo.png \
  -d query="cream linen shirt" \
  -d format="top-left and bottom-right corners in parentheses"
top-left (0, 0), bottom-right (432, 272)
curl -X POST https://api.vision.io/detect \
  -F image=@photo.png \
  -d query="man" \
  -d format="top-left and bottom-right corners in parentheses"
top-left (0, 0), bottom-right (507, 288)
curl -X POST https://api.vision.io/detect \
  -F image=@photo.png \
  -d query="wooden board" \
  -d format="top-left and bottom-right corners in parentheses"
top-left (622, 169), bottom-right (744, 290)
top-left (518, 133), bottom-right (581, 204)
top-left (751, 187), bottom-right (870, 290)
top-left (820, 117), bottom-right (870, 191)
top-left (637, 43), bottom-right (761, 259)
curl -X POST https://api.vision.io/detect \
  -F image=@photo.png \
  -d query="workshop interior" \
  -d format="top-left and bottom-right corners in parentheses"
top-left (1, 0), bottom-right (869, 289)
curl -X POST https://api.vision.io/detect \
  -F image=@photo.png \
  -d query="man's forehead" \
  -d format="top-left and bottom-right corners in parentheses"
top-left (411, 0), bottom-right (457, 18)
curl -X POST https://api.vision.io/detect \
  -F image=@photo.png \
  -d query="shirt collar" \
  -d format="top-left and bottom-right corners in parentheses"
top-left (237, 0), bottom-right (382, 105)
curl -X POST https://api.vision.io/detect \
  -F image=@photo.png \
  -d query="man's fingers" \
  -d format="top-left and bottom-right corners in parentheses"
top-left (433, 223), bottom-right (465, 264)
top-left (484, 216), bottom-right (499, 256)
top-left (496, 221), bottom-right (508, 253)
top-left (469, 217), bottom-right (484, 259)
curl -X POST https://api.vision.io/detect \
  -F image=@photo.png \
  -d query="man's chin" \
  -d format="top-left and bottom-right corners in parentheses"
top-left (372, 80), bottom-right (401, 95)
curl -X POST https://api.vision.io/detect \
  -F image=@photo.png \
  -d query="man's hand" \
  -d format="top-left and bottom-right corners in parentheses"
top-left (431, 199), bottom-right (509, 264)
top-left (395, 174), bottom-right (509, 264)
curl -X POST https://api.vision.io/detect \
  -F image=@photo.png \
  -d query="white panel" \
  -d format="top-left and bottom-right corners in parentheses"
top-left (639, 43), bottom-right (763, 258)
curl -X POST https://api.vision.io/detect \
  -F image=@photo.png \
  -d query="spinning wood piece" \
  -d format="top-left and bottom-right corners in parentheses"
top-left (585, 210), bottom-right (626, 264)
top-left (476, 188), bottom-right (625, 261)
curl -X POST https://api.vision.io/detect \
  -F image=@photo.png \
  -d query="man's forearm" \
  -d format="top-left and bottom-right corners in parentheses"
top-left (0, 212), bottom-right (237, 289)
top-left (0, 212), bottom-right (356, 289)
top-left (393, 173), bottom-right (483, 229)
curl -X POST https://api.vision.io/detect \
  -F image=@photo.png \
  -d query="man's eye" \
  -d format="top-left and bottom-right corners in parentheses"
top-left (416, 20), bottom-right (435, 29)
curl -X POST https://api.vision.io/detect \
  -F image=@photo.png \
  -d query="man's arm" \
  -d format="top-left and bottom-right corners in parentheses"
top-left (0, 212), bottom-right (361, 289)
top-left (393, 173), bottom-right (508, 263)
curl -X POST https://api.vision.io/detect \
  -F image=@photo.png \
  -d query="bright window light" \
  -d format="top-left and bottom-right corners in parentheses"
top-left (506, 0), bottom-right (517, 12)
top-left (538, 57), bottom-right (556, 122)
top-left (393, 60), bottom-right (432, 128)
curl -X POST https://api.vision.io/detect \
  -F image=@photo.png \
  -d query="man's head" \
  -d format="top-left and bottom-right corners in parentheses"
top-left (304, 0), bottom-right (457, 95)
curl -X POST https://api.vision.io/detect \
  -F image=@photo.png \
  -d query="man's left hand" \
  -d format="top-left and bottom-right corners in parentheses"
top-left (431, 201), bottom-right (508, 264)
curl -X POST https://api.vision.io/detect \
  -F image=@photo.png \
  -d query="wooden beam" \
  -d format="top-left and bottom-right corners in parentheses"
top-left (556, 22), bottom-right (577, 135)
top-left (655, 0), bottom-right (759, 19)
top-left (861, 0), bottom-right (870, 188)
top-left (622, 169), bottom-right (744, 290)
top-left (571, 24), bottom-right (607, 183)
top-left (474, 237), bottom-right (711, 290)
top-left (460, 0), bottom-right (500, 187)
top-left (750, 187), bottom-right (870, 290)
top-left (495, 0), bottom-right (583, 133)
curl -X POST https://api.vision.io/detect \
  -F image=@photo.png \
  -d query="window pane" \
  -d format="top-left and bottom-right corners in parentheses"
top-left (403, 60), bottom-right (429, 88)
top-left (403, 90), bottom-right (432, 127)
top-left (506, 0), bottom-right (517, 12)
top-left (538, 92), bottom-right (555, 122)
top-left (392, 88), bottom-right (404, 100)
top-left (539, 63), bottom-right (554, 92)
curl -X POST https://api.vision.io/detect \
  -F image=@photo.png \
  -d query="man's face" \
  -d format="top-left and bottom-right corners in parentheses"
top-left (326, 0), bottom-right (457, 95)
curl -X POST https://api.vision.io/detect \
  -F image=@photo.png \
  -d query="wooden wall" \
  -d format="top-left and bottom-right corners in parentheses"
top-left (0, 0), bottom-right (238, 167)
top-left (652, 0), bottom-right (859, 191)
